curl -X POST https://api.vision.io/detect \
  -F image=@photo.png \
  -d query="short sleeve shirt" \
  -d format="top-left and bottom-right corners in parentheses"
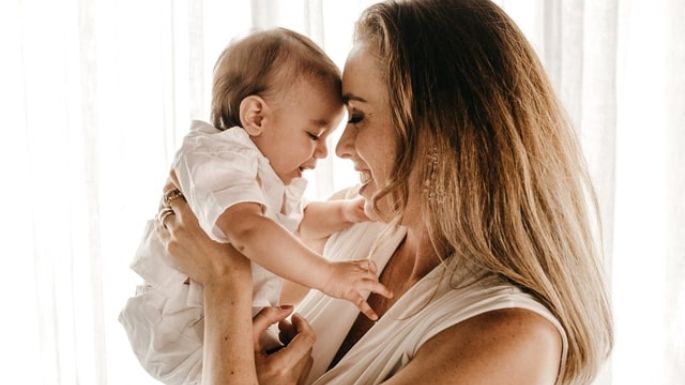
top-left (173, 120), bottom-right (308, 241)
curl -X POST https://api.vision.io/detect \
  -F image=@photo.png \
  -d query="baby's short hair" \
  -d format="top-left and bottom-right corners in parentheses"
top-left (211, 28), bottom-right (341, 130)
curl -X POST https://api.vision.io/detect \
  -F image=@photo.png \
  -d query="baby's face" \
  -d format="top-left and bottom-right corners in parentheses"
top-left (255, 78), bottom-right (344, 184)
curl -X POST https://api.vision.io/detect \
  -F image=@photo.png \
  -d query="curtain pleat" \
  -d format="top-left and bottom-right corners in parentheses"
top-left (665, 1), bottom-right (685, 383)
top-left (77, 0), bottom-right (108, 382)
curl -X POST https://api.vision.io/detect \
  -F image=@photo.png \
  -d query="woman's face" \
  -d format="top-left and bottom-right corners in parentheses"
top-left (336, 44), bottom-right (397, 220)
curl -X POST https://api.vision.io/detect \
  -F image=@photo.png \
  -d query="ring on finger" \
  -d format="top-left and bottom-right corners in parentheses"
top-left (164, 189), bottom-right (185, 207)
top-left (157, 207), bottom-right (175, 228)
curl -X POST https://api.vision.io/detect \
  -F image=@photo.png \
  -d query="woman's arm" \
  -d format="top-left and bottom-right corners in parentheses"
top-left (158, 193), bottom-right (317, 385)
top-left (381, 308), bottom-right (563, 385)
top-left (203, 276), bottom-right (258, 384)
top-left (157, 197), bottom-right (259, 384)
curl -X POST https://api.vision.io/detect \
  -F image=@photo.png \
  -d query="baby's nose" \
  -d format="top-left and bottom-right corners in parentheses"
top-left (315, 139), bottom-right (328, 159)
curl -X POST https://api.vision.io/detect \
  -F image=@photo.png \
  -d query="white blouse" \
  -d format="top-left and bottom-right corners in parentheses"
top-left (297, 221), bottom-right (569, 384)
top-left (120, 216), bottom-right (568, 385)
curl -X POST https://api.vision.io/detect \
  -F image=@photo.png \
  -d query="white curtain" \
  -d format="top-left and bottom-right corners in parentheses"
top-left (515, 1), bottom-right (684, 384)
top-left (0, 1), bottom-right (681, 384)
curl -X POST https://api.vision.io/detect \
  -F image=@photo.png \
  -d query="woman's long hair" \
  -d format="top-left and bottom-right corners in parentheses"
top-left (355, 1), bottom-right (613, 384)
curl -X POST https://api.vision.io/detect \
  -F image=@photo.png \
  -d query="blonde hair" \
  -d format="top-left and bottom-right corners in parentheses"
top-left (355, 1), bottom-right (613, 384)
top-left (211, 28), bottom-right (341, 130)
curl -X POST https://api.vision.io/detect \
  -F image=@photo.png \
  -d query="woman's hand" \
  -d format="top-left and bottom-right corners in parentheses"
top-left (156, 174), bottom-right (316, 385)
top-left (155, 175), bottom-right (251, 288)
top-left (157, 175), bottom-right (261, 384)
top-left (253, 307), bottom-right (316, 385)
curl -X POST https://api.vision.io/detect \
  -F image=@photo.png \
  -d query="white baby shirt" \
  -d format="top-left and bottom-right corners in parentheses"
top-left (130, 120), bottom-right (308, 308)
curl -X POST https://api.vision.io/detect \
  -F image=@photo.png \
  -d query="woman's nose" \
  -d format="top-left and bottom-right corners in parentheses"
top-left (335, 125), bottom-right (354, 159)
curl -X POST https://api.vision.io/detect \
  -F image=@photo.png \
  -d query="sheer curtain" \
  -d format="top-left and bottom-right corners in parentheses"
top-left (0, 1), bottom-right (681, 384)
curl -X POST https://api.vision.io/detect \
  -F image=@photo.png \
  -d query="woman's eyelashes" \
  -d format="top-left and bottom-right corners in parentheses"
top-left (347, 112), bottom-right (364, 125)
top-left (306, 131), bottom-right (320, 141)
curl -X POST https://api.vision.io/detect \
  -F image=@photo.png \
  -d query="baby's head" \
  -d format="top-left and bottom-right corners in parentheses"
top-left (211, 28), bottom-right (344, 184)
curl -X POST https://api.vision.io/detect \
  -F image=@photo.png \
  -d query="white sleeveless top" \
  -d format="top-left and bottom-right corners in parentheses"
top-left (297, 221), bottom-right (568, 385)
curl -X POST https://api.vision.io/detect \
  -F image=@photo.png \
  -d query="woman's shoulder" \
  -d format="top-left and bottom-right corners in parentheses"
top-left (411, 273), bottom-right (568, 357)
top-left (394, 306), bottom-right (563, 385)
top-left (382, 272), bottom-right (565, 384)
top-left (307, 268), bottom-right (567, 385)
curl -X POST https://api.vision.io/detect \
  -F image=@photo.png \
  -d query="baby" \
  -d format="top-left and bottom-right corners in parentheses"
top-left (121, 28), bottom-right (391, 385)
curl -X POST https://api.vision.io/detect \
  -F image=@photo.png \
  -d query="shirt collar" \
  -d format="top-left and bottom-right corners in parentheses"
top-left (192, 121), bottom-right (308, 214)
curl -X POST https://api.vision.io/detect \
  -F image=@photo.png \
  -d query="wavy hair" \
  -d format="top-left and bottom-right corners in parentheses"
top-left (355, 1), bottom-right (613, 384)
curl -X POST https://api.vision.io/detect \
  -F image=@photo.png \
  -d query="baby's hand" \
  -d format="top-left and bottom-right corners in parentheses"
top-left (321, 259), bottom-right (393, 320)
top-left (342, 197), bottom-right (370, 224)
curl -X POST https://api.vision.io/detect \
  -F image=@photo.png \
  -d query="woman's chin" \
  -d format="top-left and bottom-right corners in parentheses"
top-left (358, 180), bottom-right (372, 197)
top-left (358, 182), bottom-right (385, 222)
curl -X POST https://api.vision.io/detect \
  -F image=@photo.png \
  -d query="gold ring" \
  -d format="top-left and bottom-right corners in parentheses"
top-left (164, 189), bottom-right (185, 207)
top-left (157, 207), bottom-right (175, 228)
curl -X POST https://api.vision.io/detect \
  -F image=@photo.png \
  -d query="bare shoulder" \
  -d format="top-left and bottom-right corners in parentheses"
top-left (383, 308), bottom-right (563, 385)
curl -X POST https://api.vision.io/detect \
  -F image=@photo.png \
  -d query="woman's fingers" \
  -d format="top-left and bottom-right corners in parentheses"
top-left (278, 319), bottom-right (297, 345)
top-left (256, 314), bottom-right (316, 385)
top-left (295, 350), bottom-right (314, 385)
top-left (274, 314), bottom-right (316, 367)
top-left (291, 314), bottom-right (314, 340)
top-left (253, 306), bottom-right (294, 351)
top-left (154, 217), bottom-right (171, 244)
top-left (166, 193), bottom-right (195, 228)
top-left (258, 314), bottom-right (316, 383)
top-left (154, 216), bottom-right (187, 272)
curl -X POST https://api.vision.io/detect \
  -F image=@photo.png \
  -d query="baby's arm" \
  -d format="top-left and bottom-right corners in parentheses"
top-left (297, 197), bottom-right (368, 241)
top-left (218, 202), bottom-right (391, 320)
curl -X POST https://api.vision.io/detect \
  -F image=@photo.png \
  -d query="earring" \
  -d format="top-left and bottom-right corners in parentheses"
top-left (423, 146), bottom-right (441, 202)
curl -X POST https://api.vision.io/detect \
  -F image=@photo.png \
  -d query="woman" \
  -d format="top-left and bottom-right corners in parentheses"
top-left (145, 0), bottom-right (613, 384)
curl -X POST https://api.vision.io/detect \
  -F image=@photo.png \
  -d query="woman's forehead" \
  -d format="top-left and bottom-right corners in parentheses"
top-left (342, 45), bottom-right (386, 106)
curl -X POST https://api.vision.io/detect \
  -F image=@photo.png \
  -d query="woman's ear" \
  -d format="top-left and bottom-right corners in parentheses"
top-left (239, 95), bottom-right (269, 136)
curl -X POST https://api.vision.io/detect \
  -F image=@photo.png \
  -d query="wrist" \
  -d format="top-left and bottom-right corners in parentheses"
top-left (205, 271), bottom-right (251, 295)
top-left (340, 200), bottom-right (356, 224)
top-left (202, 243), bottom-right (252, 291)
top-left (204, 278), bottom-right (252, 309)
top-left (312, 261), bottom-right (336, 294)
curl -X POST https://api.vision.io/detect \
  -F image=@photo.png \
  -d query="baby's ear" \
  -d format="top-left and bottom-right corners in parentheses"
top-left (239, 95), bottom-right (269, 136)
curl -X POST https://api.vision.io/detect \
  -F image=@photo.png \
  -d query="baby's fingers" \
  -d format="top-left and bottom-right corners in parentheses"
top-left (352, 259), bottom-right (378, 275)
top-left (361, 278), bottom-right (393, 299)
top-left (351, 292), bottom-right (379, 321)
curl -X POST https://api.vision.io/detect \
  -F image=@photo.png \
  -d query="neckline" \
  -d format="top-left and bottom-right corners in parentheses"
top-left (194, 121), bottom-right (309, 205)
top-left (325, 224), bottom-right (454, 372)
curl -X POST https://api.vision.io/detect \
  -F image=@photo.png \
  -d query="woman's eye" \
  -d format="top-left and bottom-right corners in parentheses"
top-left (306, 132), bottom-right (320, 141)
top-left (347, 114), bottom-right (363, 124)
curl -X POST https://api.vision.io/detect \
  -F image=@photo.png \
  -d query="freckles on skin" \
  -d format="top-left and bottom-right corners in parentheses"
top-left (339, 44), bottom-right (398, 220)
